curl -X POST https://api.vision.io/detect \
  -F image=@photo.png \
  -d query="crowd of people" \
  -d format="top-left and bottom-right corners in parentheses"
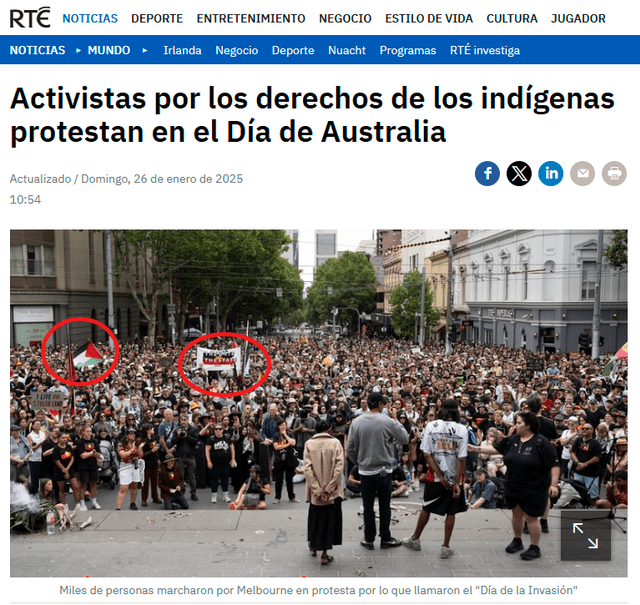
top-left (10, 335), bottom-right (628, 560)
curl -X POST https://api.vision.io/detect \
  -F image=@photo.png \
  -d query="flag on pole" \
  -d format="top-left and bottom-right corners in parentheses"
top-left (603, 342), bottom-right (628, 375)
top-left (73, 341), bottom-right (104, 368)
top-left (241, 343), bottom-right (252, 383)
top-left (66, 324), bottom-right (76, 416)
top-left (615, 342), bottom-right (628, 359)
top-left (67, 344), bottom-right (77, 382)
top-left (602, 357), bottom-right (616, 376)
top-left (239, 320), bottom-right (252, 383)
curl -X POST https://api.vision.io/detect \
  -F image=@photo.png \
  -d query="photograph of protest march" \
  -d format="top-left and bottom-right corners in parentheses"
top-left (10, 229), bottom-right (627, 577)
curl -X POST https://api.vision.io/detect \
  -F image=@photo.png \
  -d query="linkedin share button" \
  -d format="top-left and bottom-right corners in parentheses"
top-left (475, 161), bottom-right (500, 186)
top-left (538, 161), bottom-right (564, 186)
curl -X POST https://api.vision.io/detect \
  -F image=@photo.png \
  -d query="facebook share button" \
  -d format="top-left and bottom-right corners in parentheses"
top-left (538, 161), bottom-right (564, 186)
top-left (475, 161), bottom-right (500, 186)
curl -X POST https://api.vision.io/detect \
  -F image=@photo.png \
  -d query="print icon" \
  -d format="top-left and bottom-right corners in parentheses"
top-left (602, 162), bottom-right (626, 186)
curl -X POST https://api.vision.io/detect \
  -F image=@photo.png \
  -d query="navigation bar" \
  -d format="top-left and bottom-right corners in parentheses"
top-left (4, 35), bottom-right (639, 64)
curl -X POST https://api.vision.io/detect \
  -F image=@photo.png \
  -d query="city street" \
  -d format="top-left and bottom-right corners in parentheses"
top-left (11, 484), bottom-right (627, 578)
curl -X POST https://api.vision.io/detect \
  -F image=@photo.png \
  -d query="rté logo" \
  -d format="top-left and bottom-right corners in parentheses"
top-left (10, 6), bottom-right (51, 28)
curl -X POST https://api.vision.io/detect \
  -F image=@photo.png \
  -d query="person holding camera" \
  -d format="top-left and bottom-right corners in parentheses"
top-left (272, 418), bottom-right (299, 503)
top-left (293, 406), bottom-right (316, 453)
top-left (174, 414), bottom-right (199, 501)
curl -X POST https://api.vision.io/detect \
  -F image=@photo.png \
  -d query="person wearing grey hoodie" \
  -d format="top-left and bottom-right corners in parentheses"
top-left (346, 391), bottom-right (408, 550)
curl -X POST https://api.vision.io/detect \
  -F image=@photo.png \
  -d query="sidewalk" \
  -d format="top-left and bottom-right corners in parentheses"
top-left (10, 492), bottom-right (627, 578)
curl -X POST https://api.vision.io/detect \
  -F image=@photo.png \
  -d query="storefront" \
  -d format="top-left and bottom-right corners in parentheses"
top-left (12, 305), bottom-right (54, 347)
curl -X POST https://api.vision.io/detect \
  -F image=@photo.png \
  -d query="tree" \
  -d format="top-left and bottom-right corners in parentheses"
top-left (112, 230), bottom-right (304, 344)
top-left (306, 252), bottom-right (377, 326)
top-left (112, 230), bottom-right (194, 347)
top-left (167, 230), bottom-right (303, 332)
top-left (229, 253), bottom-right (304, 328)
top-left (389, 269), bottom-right (440, 341)
top-left (604, 230), bottom-right (628, 269)
top-left (206, 230), bottom-right (303, 330)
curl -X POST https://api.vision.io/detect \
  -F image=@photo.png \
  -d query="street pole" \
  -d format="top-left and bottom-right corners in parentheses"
top-left (419, 266), bottom-right (426, 347)
top-left (445, 230), bottom-right (454, 355)
top-left (105, 230), bottom-right (115, 349)
top-left (215, 289), bottom-right (220, 331)
top-left (592, 230), bottom-right (604, 358)
top-left (168, 272), bottom-right (175, 346)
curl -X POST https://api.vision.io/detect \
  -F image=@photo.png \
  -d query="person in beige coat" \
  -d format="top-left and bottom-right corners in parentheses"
top-left (303, 420), bottom-right (344, 565)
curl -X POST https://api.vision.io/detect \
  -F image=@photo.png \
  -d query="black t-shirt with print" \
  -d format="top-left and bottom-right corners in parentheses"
top-left (494, 433), bottom-right (559, 493)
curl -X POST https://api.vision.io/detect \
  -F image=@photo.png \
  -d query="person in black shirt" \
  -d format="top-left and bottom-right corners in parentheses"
top-left (571, 423), bottom-right (602, 504)
top-left (41, 426), bottom-right (60, 483)
top-left (205, 423), bottom-right (236, 504)
top-left (141, 424), bottom-right (162, 506)
top-left (584, 399), bottom-right (606, 428)
top-left (52, 433), bottom-right (83, 508)
top-left (525, 393), bottom-right (558, 533)
top-left (76, 424), bottom-right (102, 510)
top-left (174, 414), bottom-right (199, 501)
top-left (232, 464), bottom-right (270, 510)
top-left (469, 411), bottom-right (560, 561)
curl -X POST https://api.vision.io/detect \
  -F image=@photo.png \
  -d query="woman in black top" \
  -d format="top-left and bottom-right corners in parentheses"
top-left (141, 424), bottom-right (162, 506)
top-left (76, 424), bottom-right (102, 510)
top-left (52, 433), bottom-right (82, 508)
top-left (469, 411), bottom-right (560, 561)
top-left (272, 418), bottom-right (299, 504)
top-left (205, 423), bottom-right (236, 504)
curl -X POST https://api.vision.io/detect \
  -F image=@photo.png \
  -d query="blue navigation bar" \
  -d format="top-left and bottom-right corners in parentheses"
top-left (3, 35), bottom-right (639, 64)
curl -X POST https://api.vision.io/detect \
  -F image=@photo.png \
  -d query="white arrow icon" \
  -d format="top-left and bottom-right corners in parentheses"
top-left (572, 523), bottom-right (584, 534)
top-left (588, 538), bottom-right (599, 549)
top-left (142, 48), bottom-right (148, 53)
top-left (76, 48), bottom-right (81, 53)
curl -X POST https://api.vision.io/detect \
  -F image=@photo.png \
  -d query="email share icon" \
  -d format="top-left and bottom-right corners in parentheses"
top-left (571, 162), bottom-right (595, 186)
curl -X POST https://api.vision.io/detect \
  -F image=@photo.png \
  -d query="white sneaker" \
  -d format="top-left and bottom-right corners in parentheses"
top-left (401, 536), bottom-right (421, 551)
top-left (210, 494), bottom-right (217, 504)
top-left (223, 494), bottom-right (231, 503)
top-left (440, 546), bottom-right (454, 559)
top-left (78, 501), bottom-right (88, 511)
top-left (91, 500), bottom-right (101, 510)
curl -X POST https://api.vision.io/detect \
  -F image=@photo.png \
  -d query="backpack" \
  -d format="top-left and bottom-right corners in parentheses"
top-left (488, 476), bottom-right (508, 509)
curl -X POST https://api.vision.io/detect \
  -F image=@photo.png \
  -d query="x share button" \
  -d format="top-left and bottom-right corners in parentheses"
top-left (507, 161), bottom-right (531, 186)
